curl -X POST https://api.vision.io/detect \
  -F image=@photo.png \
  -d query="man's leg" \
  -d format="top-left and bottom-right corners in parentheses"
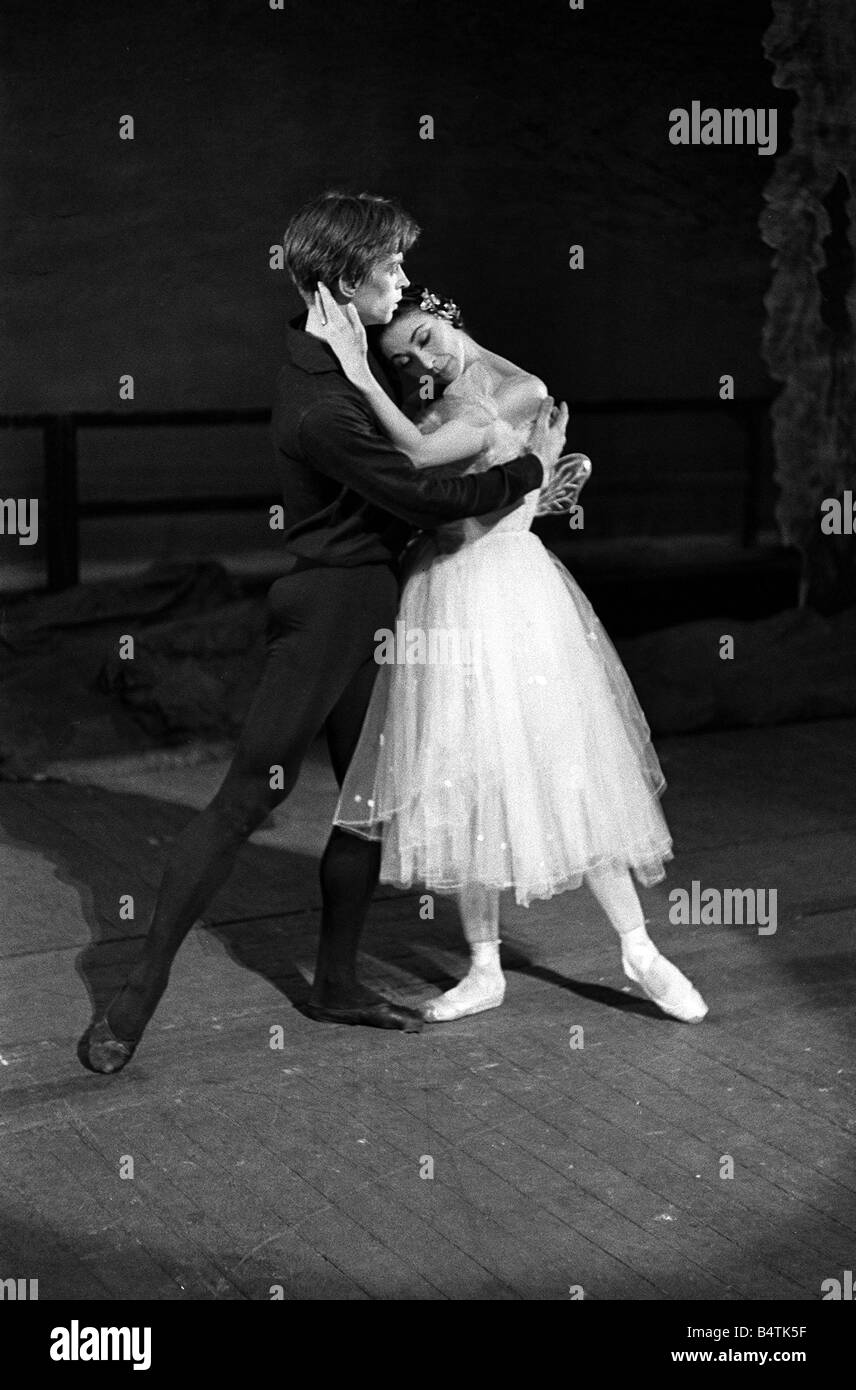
top-left (311, 652), bottom-right (387, 1008)
top-left (79, 565), bottom-right (407, 1070)
top-left (101, 711), bottom-right (316, 1045)
top-left (303, 645), bottom-right (422, 1028)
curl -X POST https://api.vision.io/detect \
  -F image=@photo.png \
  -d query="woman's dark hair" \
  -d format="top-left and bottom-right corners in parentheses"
top-left (283, 190), bottom-right (420, 299)
top-left (368, 283), bottom-right (466, 358)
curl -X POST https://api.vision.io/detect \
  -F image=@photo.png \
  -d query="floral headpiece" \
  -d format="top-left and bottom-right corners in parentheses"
top-left (418, 288), bottom-right (462, 326)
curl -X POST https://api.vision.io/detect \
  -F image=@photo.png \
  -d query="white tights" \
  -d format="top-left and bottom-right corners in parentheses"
top-left (456, 866), bottom-right (657, 974)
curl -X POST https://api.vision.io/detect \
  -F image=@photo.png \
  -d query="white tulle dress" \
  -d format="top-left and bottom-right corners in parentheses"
top-left (333, 360), bottom-right (673, 906)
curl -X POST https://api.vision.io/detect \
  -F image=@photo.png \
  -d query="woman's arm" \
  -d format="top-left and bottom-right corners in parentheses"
top-left (312, 284), bottom-right (491, 468)
top-left (351, 373), bottom-right (492, 469)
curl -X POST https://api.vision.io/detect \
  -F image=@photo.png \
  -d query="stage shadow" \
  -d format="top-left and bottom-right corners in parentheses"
top-left (0, 780), bottom-right (325, 1025)
top-left (0, 775), bottom-right (678, 1037)
top-left (0, 780), bottom-right (547, 1029)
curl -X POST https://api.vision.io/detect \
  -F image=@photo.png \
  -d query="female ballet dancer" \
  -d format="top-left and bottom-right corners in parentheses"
top-left (314, 282), bottom-right (708, 1025)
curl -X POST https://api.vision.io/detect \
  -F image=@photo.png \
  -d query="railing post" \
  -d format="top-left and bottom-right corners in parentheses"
top-left (43, 415), bottom-right (79, 590)
top-left (740, 404), bottom-right (764, 548)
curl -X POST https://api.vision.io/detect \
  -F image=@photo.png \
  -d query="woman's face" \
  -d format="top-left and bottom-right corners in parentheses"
top-left (380, 311), bottom-right (466, 388)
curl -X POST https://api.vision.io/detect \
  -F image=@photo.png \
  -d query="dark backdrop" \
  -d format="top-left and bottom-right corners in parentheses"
top-left (0, 0), bottom-right (787, 583)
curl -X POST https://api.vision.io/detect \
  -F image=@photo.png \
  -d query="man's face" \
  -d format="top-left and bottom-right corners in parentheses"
top-left (349, 251), bottom-right (410, 325)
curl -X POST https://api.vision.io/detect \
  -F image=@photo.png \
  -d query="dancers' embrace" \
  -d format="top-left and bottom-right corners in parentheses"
top-left (79, 190), bottom-right (705, 1079)
top-left (314, 281), bottom-right (708, 1025)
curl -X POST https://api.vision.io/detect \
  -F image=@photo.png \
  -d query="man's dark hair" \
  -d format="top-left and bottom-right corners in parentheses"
top-left (283, 190), bottom-right (420, 299)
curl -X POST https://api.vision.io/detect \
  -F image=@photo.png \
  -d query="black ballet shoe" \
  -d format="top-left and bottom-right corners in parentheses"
top-left (303, 999), bottom-right (424, 1032)
top-left (77, 1017), bottom-right (138, 1075)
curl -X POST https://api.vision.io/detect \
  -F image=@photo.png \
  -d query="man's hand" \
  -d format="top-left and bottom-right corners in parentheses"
top-left (311, 282), bottom-right (371, 387)
top-left (527, 397), bottom-right (569, 480)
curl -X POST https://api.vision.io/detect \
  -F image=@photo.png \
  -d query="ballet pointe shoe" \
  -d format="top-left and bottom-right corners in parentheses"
top-left (422, 968), bottom-right (506, 1023)
top-left (622, 950), bottom-right (708, 1023)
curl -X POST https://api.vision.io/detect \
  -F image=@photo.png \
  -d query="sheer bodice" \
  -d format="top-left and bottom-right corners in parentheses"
top-left (417, 360), bottom-right (541, 545)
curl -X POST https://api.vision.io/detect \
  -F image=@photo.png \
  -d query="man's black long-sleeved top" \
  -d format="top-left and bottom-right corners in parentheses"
top-left (270, 314), bottom-right (544, 569)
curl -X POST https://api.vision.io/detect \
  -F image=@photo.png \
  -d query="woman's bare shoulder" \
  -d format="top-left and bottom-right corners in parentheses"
top-left (472, 342), bottom-right (545, 394)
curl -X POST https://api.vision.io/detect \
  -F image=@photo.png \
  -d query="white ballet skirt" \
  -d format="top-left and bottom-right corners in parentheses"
top-left (334, 360), bottom-right (673, 906)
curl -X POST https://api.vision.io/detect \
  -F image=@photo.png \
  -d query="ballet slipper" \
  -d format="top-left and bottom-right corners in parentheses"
top-left (77, 1016), bottom-right (137, 1074)
top-left (422, 970), bottom-right (506, 1023)
top-left (622, 950), bottom-right (708, 1023)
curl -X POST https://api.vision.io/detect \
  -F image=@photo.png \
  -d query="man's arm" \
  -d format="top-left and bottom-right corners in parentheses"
top-left (296, 395), bottom-right (544, 529)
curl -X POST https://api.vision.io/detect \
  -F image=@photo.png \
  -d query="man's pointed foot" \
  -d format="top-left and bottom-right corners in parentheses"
top-left (77, 1016), bottom-right (138, 1074)
top-left (77, 978), bottom-right (161, 1074)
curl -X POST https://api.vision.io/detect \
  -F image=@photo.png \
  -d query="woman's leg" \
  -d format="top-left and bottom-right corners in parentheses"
top-left (585, 864), bottom-right (707, 1022)
top-left (422, 884), bottom-right (506, 1022)
top-left (584, 864), bottom-right (657, 970)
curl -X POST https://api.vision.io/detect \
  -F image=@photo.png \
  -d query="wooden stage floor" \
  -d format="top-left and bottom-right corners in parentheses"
top-left (1, 718), bottom-right (854, 1300)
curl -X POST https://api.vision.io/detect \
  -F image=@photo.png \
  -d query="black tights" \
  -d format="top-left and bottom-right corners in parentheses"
top-left (115, 563), bottom-right (399, 1030)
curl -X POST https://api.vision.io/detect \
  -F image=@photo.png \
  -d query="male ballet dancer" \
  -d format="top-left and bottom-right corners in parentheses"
top-left (78, 190), bottom-right (568, 1072)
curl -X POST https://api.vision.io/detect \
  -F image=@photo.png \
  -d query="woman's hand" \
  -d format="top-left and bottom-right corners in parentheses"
top-left (312, 282), bottom-right (371, 387)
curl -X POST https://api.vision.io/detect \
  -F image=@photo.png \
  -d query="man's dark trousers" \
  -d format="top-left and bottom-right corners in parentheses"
top-left (127, 560), bottom-right (399, 1011)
